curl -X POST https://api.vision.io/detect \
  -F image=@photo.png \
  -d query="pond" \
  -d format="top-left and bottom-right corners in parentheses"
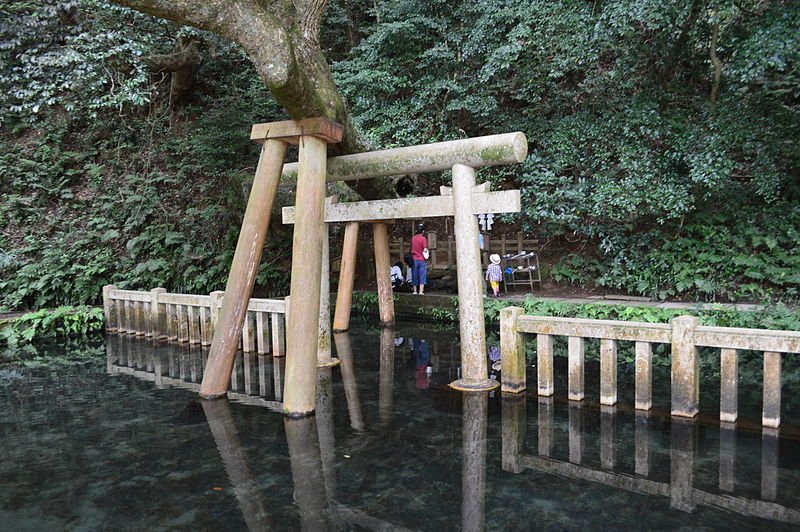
top-left (1, 321), bottom-right (799, 530)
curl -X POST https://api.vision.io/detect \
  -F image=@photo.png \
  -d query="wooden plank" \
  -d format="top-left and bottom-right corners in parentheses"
top-left (282, 190), bottom-right (521, 224)
top-left (251, 117), bottom-right (343, 144)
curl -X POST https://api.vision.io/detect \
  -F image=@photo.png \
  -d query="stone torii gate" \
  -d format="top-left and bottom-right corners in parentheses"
top-left (200, 117), bottom-right (527, 417)
top-left (282, 182), bottom-right (522, 393)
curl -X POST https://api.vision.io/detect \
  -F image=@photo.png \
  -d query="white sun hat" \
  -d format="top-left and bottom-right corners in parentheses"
top-left (490, 254), bottom-right (501, 265)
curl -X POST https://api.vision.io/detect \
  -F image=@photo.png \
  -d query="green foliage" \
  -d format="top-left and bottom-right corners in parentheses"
top-left (330, 0), bottom-right (800, 299)
top-left (0, 3), bottom-right (288, 309)
top-left (0, 306), bottom-right (104, 345)
top-left (351, 291), bottom-right (380, 314)
top-left (551, 201), bottom-right (800, 302)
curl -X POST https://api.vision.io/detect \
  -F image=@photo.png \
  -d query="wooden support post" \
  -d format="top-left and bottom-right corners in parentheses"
top-left (720, 348), bottom-right (738, 422)
top-left (373, 222), bottom-right (395, 326)
top-left (102, 285), bottom-right (118, 332)
top-left (450, 164), bottom-right (495, 392)
top-left (150, 288), bottom-right (166, 339)
top-left (635, 341), bottom-right (653, 410)
top-left (318, 219), bottom-right (338, 367)
top-left (500, 307), bottom-right (526, 393)
top-left (671, 316), bottom-right (699, 418)
top-left (537, 333), bottom-right (554, 396)
top-left (600, 338), bottom-right (617, 406)
top-left (568, 336), bottom-right (584, 401)
top-left (332, 222), bottom-right (359, 332)
top-left (284, 134), bottom-right (330, 416)
top-left (763, 351), bottom-right (781, 428)
top-left (200, 138), bottom-right (288, 399)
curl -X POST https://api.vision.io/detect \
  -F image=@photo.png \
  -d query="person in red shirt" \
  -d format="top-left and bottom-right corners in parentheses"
top-left (410, 223), bottom-right (428, 295)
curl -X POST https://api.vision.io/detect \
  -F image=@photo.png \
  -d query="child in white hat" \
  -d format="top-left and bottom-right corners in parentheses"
top-left (486, 254), bottom-right (503, 297)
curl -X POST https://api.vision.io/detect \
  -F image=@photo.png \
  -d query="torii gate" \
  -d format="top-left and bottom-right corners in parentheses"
top-left (199, 117), bottom-right (527, 417)
top-left (282, 182), bottom-right (522, 391)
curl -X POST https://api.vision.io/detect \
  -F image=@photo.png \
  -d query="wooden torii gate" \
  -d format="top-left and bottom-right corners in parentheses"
top-left (200, 117), bottom-right (527, 416)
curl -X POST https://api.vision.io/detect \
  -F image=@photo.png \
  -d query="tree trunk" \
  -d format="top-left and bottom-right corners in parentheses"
top-left (112, 0), bottom-right (392, 200)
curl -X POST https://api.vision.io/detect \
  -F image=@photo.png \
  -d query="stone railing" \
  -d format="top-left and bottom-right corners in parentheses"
top-left (500, 308), bottom-right (800, 428)
top-left (102, 285), bottom-right (287, 356)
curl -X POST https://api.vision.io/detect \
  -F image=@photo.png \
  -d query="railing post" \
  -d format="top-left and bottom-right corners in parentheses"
top-left (209, 291), bottom-right (224, 343)
top-left (500, 307), bottom-right (525, 393)
top-left (102, 285), bottom-right (118, 332)
top-left (150, 288), bottom-right (166, 339)
top-left (763, 351), bottom-right (781, 428)
top-left (720, 348), bottom-right (738, 422)
top-left (635, 341), bottom-right (652, 410)
top-left (671, 316), bottom-right (700, 418)
top-left (568, 336), bottom-right (584, 401)
top-left (537, 334), bottom-right (554, 396)
top-left (318, 218), bottom-right (338, 367)
top-left (600, 338), bottom-right (617, 406)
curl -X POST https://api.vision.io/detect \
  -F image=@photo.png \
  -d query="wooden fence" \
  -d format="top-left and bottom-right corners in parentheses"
top-left (102, 285), bottom-right (287, 356)
top-left (390, 231), bottom-right (538, 269)
top-left (500, 308), bottom-right (800, 428)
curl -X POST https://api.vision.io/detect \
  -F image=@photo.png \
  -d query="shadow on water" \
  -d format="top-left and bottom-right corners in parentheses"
top-left (1, 322), bottom-right (800, 530)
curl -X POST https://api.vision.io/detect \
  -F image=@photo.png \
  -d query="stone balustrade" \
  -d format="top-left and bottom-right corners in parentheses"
top-left (102, 285), bottom-right (286, 356)
top-left (500, 307), bottom-right (800, 428)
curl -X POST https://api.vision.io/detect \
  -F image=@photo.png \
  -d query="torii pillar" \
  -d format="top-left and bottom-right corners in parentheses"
top-left (200, 118), bottom-right (343, 405)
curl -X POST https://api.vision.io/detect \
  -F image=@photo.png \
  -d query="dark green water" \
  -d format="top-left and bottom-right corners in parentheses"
top-left (1, 321), bottom-right (799, 530)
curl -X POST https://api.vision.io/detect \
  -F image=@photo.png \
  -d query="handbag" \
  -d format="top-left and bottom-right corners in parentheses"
top-left (422, 248), bottom-right (430, 260)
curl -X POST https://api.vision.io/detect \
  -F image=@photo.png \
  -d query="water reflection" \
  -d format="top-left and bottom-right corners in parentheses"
top-left (462, 392), bottom-right (488, 532)
top-left (202, 399), bottom-right (272, 531)
top-left (501, 395), bottom-right (800, 525)
top-left (102, 332), bottom-right (800, 529)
